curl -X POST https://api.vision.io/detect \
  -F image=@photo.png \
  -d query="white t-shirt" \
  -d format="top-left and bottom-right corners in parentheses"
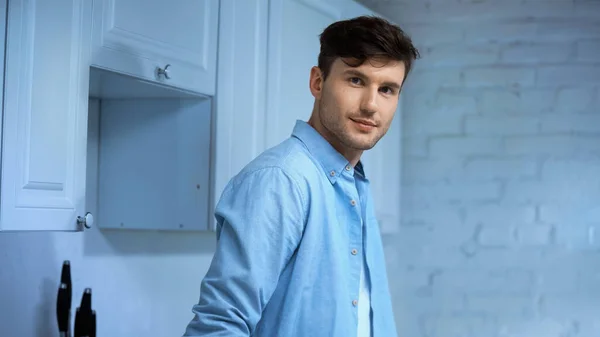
top-left (357, 253), bottom-right (371, 337)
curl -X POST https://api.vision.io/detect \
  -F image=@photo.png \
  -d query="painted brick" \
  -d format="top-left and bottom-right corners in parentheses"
top-left (540, 294), bottom-right (600, 324)
top-left (463, 158), bottom-right (538, 181)
top-left (498, 318), bottom-right (582, 337)
top-left (574, 0), bottom-right (600, 18)
top-left (465, 295), bottom-right (536, 318)
top-left (542, 158), bottom-right (600, 180)
top-left (537, 21), bottom-right (600, 40)
top-left (539, 204), bottom-right (600, 226)
top-left (383, 1), bottom-right (577, 24)
top-left (429, 137), bottom-right (503, 157)
top-left (540, 114), bottom-right (600, 133)
top-left (555, 87), bottom-right (596, 113)
top-left (420, 44), bottom-right (500, 67)
top-left (400, 202), bottom-right (463, 227)
top-left (536, 268), bottom-right (581, 294)
top-left (397, 244), bottom-right (466, 269)
top-left (537, 65), bottom-right (600, 86)
top-left (463, 67), bottom-right (536, 88)
top-left (419, 314), bottom-right (498, 337)
top-left (503, 179), bottom-right (600, 204)
top-left (404, 24), bottom-right (463, 45)
top-left (402, 136), bottom-right (428, 157)
top-left (401, 293), bottom-right (467, 314)
top-left (403, 111), bottom-right (463, 137)
top-left (406, 68), bottom-right (462, 88)
top-left (500, 42), bottom-right (573, 64)
top-left (393, 268), bottom-right (433, 290)
top-left (464, 22), bottom-right (537, 43)
top-left (515, 225), bottom-right (554, 246)
top-left (435, 92), bottom-right (478, 114)
top-left (400, 224), bottom-right (478, 250)
top-left (465, 204), bottom-right (537, 227)
top-left (403, 90), bottom-right (478, 122)
top-left (432, 269), bottom-right (536, 295)
top-left (553, 224), bottom-right (600, 251)
top-left (402, 157), bottom-right (465, 184)
top-left (504, 135), bottom-right (600, 156)
top-left (577, 39), bottom-right (600, 62)
top-left (465, 116), bottom-right (539, 136)
top-left (402, 86), bottom-right (436, 114)
top-left (402, 181), bottom-right (502, 203)
top-left (480, 89), bottom-right (556, 115)
top-left (476, 224), bottom-right (515, 247)
top-left (461, 249), bottom-right (546, 271)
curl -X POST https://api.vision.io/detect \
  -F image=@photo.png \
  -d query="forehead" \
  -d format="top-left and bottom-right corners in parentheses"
top-left (332, 57), bottom-right (406, 86)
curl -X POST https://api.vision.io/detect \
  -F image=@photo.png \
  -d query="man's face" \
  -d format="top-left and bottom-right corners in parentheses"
top-left (309, 57), bottom-right (406, 154)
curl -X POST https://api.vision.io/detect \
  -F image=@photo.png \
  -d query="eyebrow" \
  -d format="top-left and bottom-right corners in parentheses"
top-left (343, 69), bottom-right (402, 90)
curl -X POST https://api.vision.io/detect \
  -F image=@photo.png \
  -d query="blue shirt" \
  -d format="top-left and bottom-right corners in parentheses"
top-left (183, 120), bottom-right (398, 337)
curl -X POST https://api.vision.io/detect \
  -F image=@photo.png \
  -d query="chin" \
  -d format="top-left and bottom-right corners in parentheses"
top-left (346, 137), bottom-right (377, 151)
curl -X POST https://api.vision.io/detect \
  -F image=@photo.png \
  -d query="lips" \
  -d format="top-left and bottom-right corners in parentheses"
top-left (351, 118), bottom-right (377, 127)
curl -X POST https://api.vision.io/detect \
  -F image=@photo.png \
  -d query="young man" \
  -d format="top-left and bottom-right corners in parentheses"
top-left (183, 15), bottom-right (419, 337)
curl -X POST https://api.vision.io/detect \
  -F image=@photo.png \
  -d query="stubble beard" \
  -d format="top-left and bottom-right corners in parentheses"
top-left (318, 100), bottom-right (379, 152)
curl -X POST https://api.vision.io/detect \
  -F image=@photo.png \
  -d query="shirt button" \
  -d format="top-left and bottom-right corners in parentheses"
top-left (352, 299), bottom-right (358, 306)
top-left (350, 199), bottom-right (356, 206)
top-left (351, 249), bottom-right (358, 255)
top-left (345, 165), bottom-right (351, 171)
top-left (330, 170), bottom-right (336, 176)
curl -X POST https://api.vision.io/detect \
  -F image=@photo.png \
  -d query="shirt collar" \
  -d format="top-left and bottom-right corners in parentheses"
top-left (291, 120), bottom-right (367, 184)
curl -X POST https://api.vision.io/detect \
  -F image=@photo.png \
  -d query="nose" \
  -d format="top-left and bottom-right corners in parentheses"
top-left (360, 87), bottom-right (378, 115)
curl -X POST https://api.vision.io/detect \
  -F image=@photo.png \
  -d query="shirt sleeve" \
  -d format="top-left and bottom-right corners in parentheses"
top-left (183, 166), bottom-right (306, 336)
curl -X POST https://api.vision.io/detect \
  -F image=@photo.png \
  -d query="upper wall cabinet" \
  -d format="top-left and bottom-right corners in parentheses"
top-left (0, 0), bottom-right (93, 231)
top-left (90, 0), bottom-right (219, 96)
top-left (264, 0), bottom-right (403, 234)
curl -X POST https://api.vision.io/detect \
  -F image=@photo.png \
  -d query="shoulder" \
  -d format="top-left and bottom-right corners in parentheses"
top-left (236, 137), bottom-right (318, 192)
top-left (219, 137), bottom-right (320, 215)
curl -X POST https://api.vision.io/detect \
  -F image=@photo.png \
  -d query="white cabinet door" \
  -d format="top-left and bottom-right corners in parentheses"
top-left (265, 0), bottom-right (402, 233)
top-left (0, 0), bottom-right (92, 231)
top-left (209, 0), bottom-right (269, 230)
top-left (91, 0), bottom-right (219, 96)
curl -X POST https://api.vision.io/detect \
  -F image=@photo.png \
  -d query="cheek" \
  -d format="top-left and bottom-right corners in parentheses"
top-left (381, 106), bottom-right (397, 124)
top-left (334, 89), bottom-right (361, 111)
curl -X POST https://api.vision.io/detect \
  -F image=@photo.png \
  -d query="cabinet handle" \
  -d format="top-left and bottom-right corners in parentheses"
top-left (77, 212), bottom-right (94, 229)
top-left (157, 64), bottom-right (171, 79)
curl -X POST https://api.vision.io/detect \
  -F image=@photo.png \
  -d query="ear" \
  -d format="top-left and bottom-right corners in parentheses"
top-left (309, 66), bottom-right (323, 99)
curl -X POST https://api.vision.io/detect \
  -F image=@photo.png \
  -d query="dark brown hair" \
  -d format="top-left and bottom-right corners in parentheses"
top-left (318, 15), bottom-right (419, 82)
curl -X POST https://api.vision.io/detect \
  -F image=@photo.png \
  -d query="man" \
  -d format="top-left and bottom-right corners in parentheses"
top-left (183, 15), bottom-right (419, 337)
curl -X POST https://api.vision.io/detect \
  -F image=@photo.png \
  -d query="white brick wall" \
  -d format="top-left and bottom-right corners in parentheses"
top-left (361, 0), bottom-right (600, 336)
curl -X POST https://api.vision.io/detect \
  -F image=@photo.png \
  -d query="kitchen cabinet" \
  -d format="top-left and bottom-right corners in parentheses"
top-left (263, 0), bottom-right (403, 233)
top-left (208, 0), bottom-right (270, 230)
top-left (0, 0), bottom-right (93, 231)
top-left (90, 0), bottom-right (219, 96)
top-left (87, 94), bottom-right (212, 231)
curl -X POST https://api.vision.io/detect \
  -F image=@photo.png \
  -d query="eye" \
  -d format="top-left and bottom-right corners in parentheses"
top-left (380, 86), bottom-right (396, 95)
top-left (349, 77), bottom-right (363, 85)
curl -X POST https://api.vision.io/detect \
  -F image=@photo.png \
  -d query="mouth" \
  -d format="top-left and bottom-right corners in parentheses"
top-left (350, 118), bottom-right (377, 131)
top-left (351, 118), bottom-right (377, 127)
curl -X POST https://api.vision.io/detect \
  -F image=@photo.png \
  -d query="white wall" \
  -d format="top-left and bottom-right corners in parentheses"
top-left (361, 0), bottom-right (600, 336)
top-left (0, 228), bottom-right (216, 336)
